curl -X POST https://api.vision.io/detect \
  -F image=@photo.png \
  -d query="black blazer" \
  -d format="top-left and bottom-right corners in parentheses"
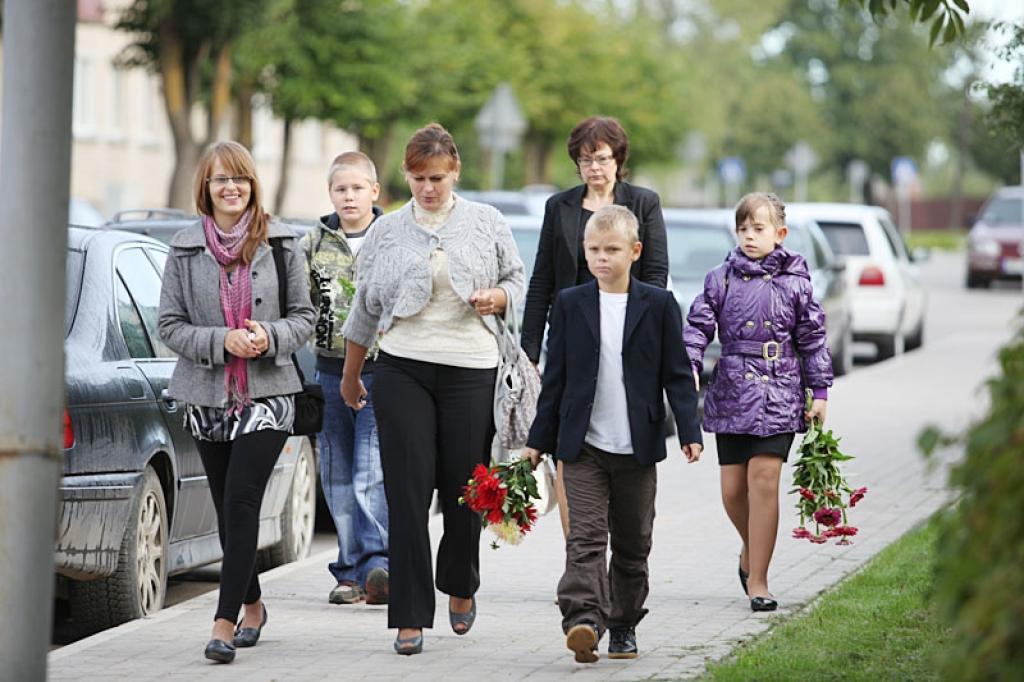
top-left (521, 181), bottom-right (669, 362)
top-left (526, 279), bottom-right (702, 466)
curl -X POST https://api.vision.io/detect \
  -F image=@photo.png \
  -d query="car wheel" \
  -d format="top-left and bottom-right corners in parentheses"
top-left (70, 466), bottom-right (168, 635)
top-left (261, 437), bottom-right (316, 569)
top-left (905, 318), bottom-right (925, 351)
top-left (966, 271), bottom-right (989, 289)
top-left (832, 323), bottom-right (853, 377)
top-left (876, 330), bottom-right (905, 361)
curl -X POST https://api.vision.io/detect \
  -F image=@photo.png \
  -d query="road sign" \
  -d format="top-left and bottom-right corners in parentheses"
top-left (474, 83), bottom-right (527, 153)
top-left (718, 156), bottom-right (746, 185)
top-left (891, 156), bottom-right (918, 187)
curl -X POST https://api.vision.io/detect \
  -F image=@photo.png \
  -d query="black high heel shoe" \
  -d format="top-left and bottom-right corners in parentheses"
top-left (204, 638), bottom-right (236, 663)
top-left (738, 560), bottom-right (749, 596)
top-left (233, 603), bottom-right (268, 648)
top-left (394, 630), bottom-right (424, 655)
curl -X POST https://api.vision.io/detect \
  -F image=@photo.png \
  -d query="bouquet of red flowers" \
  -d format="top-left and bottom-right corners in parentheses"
top-left (790, 392), bottom-right (866, 545)
top-left (459, 458), bottom-right (541, 549)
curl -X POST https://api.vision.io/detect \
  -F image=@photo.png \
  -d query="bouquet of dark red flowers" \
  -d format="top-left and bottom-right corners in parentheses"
top-left (459, 458), bottom-right (541, 549)
top-left (790, 392), bottom-right (866, 545)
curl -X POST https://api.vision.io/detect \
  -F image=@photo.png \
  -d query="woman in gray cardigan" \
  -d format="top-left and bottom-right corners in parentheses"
top-left (340, 124), bottom-right (524, 655)
top-left (157, 141), bottom-right (315, 664)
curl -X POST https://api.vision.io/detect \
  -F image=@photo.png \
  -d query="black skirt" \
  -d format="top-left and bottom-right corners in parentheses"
top-left (715, 432), bottom-right (795, 466)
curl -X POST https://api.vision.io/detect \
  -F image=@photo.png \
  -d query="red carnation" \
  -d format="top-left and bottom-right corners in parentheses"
top-left (813, 507), bottom-right (842, 527)
top-left (809, 534), bottom-right (827, 544)
top-left (849, 487), bottom-right (868, 508)
top-left (799, 488), bottom-right (815, 501)
top-left (792, 527), bottom-right (812, 539)
top-left (832, 525), bottom-right (858, 537)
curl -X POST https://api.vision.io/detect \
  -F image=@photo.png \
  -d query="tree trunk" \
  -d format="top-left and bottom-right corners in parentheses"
top-left (206, 43), bottom-right (233, 144)
top-left (274, 116), bottom-right (294, 215)
top-left (158, 24), bottom-right (199, 210)
top-left (950, 89), bottom-right (971, 231)
top-left (234, 82), bottom-right (254, 150)
top-left (361, 123), bottom-right (397, 204)
top-left (524, 131), bottom-right (556, 186)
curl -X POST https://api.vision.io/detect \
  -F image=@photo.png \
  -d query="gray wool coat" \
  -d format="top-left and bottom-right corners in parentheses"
top-left (158, 220), bottom-right (316, 408)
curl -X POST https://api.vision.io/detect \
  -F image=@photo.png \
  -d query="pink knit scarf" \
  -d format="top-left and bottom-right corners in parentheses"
top-left (203, 210), bottom-right (255, 413)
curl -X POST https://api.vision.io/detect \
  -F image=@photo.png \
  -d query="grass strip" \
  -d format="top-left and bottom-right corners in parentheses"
top-left (906, 230), bottom-right (966, 252)
top-left (702, 520), bottom-right (949, 681)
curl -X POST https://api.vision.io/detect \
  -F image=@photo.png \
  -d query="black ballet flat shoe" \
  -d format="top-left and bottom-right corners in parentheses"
top-left (233, 603), bottom-right (268, 648)
top-left (738, 561), bottom-right (749, 596)
top-left (449, 596), bottom-right (476, 635)
top-left (204, 638), bottom-right (236, 663)
top-left (394, 631), bottom-right (424, 655)
top-left (750, 596), bottom-right (778, 612)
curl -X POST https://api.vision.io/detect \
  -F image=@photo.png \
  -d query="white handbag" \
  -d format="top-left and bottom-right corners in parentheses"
top-left (492, 293), bottom-right (542, 453)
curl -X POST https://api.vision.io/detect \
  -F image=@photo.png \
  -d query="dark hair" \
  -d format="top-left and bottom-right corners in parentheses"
top-left (734, 192), bottom-right (786, 230)
top-left (403, 123), bottom-right (460, 173)
top-left (566, 116), bottom-right (629, 180)
top-left (193, 141), bottom-right (269, 265)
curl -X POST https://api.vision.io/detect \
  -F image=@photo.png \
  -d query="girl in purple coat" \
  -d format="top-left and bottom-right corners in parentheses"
top-left (685, 193), bottom-right (833, 612)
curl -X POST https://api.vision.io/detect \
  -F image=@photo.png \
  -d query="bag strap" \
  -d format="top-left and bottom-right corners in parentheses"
top-left (494, 288), bottom-right (521, 367)
top-left (269, 237), bottom-right (306, 383)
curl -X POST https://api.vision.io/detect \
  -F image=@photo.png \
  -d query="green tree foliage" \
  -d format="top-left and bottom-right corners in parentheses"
top-left (919, 323), bottom-right (1024, 680)
top-left (851, 0), bottom-right (970, 46)
top-left (771, 0), bottom-right (954, 181)
top-left (985, 22), bottom-right (1024, 150)
top-left (116, 0), bottom-right (270, 208)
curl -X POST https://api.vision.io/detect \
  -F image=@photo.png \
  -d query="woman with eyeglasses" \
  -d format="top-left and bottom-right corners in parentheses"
top-left (158, 141), bottom-right (315, 664)
top-left (520, 116), bottom-right (669, 537)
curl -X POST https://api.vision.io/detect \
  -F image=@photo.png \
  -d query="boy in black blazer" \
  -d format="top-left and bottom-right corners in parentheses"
top-left (524, 205), bottom-right (703, 663)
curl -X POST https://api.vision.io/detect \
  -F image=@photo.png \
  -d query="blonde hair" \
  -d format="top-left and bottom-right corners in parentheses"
top-left (584, 205), bottom-right (639, 243)
top-left (327, 151), bottom-right (378, 185)
top-left (735, 192), bottom-right (786, 230)
top-left (193, 141), bottom-right (269, 265)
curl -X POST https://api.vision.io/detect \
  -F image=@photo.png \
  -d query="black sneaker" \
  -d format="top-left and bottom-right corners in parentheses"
top-left (608, 626), bottom-right (638, 659)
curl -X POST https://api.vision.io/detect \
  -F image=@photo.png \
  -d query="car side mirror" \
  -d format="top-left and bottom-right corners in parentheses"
top-left (828, 258), bottom-right (846, 273)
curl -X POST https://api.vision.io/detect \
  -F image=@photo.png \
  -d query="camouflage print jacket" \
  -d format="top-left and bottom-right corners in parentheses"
top-left (299, 208), bottom-right (382, 368)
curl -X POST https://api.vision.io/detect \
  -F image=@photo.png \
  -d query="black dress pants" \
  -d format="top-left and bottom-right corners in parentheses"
top-left (373, 351), bottom-right (497, 629)
top-left (196, 429), bottom-right (289, 623)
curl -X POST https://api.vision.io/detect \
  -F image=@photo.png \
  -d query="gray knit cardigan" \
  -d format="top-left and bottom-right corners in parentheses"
top-left (341, 198), bottom-right (525, 349)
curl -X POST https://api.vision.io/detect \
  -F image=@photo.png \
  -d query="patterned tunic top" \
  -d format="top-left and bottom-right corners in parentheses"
top-left (185, 395), bottom-right (295, 442)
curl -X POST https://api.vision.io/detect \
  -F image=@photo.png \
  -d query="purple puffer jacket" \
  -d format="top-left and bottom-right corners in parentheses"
top-left (684, 246), bottom-right (833, 436)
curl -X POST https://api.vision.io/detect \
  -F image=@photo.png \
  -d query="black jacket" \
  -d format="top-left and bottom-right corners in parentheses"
top-left (521, 182), bottom-right (668, 362)
top-left (526, 279), bottom-right (702, 466)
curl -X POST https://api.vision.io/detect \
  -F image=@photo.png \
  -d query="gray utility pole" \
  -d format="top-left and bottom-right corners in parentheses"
top-left (0, 1), bottom-right (76, 679)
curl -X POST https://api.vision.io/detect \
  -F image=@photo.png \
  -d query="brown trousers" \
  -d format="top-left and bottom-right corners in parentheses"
top-left (557, 443), bottom-right (657, 635)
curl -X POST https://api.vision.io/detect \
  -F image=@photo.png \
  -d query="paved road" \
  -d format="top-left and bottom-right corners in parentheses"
top-left (48, 251), bottom-right (1020, 680)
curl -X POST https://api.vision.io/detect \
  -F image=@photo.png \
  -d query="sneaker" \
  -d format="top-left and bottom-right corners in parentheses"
top-left (566, 622), bottom-right (599, 663)
top-left (329, 581), bottom-right (365, 604)
top-left (608, 626), bottom-right (638, 659)
top-left (364, 567), bottom-right (389, 605)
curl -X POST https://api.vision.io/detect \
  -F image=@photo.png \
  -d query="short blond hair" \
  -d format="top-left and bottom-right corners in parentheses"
top-left (584, 205), bottom-right (639, 243)
top-left (327, 151), bottom-right (378, 185)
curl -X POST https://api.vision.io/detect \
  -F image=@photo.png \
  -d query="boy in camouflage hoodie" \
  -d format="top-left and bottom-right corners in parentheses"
top-left (300, 151), bottom-right (388, 605)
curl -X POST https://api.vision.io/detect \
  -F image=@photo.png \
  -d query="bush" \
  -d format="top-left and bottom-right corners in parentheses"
top-left (919, 321), bottom-right (1024, 680)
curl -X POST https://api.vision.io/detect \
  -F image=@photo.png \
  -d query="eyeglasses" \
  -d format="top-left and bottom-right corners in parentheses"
top-left (207, 175), bottom-right (251, 188)
top-left (577, 154), bottom-right (615, 167)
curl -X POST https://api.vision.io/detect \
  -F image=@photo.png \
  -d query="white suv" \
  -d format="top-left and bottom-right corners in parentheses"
top-left (787, 203), bottom-right (926, 360)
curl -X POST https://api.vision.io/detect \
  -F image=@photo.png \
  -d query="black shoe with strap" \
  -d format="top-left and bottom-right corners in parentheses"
top-left (233, 603), bottom-right (268, 647)
top-left (608, 626), bottom-right (638, 659)
top-left (204, 638), bottom-right (236, 663)
top-left (750, 596), bottom-right (778, 612)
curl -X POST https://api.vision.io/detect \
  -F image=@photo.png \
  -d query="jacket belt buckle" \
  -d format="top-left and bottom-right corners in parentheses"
top-left (762, 341), bottom-right (781, 361)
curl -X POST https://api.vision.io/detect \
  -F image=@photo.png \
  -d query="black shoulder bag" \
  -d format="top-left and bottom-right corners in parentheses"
top-left (270, 238), bottom-right (325, 436)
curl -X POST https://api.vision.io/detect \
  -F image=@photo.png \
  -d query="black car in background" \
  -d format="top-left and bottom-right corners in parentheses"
top-left (58, 226), bottom-right (316, 634)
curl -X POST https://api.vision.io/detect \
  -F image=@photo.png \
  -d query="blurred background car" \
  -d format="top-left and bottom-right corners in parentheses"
top-left (788, 203), bottom-right (926, 360)
top-left (457, 189), bottom-right (550, 216)
top-left (58, 226), bottom-right (316, 635)
top-left (69, 198), bottom-right (106, 227)
top-left (966, 185), bottom-right (1024, 289)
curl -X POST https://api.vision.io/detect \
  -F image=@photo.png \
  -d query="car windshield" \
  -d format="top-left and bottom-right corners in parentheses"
top-left (784, 223), bottom-right (816, 268)
top-left (66, 249), bottom-right (84, 336)
top-left (980, 197), bottom-right (1024, 226)
top-left (666, 224), bottom-right (735, 280)
top-left (817, 221), bottom-right (870, 256)
top-left (511, 228), bottom-right (541, 279)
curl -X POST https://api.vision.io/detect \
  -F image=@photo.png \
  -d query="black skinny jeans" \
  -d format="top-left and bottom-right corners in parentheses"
top-left (373, 351), bottom-right (496, 629)
top-left (196, 429), bottom-right (289, 623)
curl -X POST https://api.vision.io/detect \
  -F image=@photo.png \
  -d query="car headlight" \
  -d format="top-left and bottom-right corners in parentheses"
top-left (971, 238), bottom-right (1000, 258)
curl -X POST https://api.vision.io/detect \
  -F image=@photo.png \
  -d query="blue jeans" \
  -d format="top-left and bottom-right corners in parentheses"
top-left (317, 370), bottom-right (388, 584)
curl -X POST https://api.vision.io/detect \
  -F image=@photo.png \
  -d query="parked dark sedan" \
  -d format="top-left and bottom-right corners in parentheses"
top-left (58, 227), bottom-right (316, 634)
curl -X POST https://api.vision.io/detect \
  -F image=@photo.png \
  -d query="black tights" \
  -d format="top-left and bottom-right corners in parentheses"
top-left (196, 429), bottom-right (288, 623)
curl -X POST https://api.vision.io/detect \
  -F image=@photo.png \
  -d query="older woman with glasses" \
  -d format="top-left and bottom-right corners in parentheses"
top-left (521, 116), bottom-right (669, 537)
